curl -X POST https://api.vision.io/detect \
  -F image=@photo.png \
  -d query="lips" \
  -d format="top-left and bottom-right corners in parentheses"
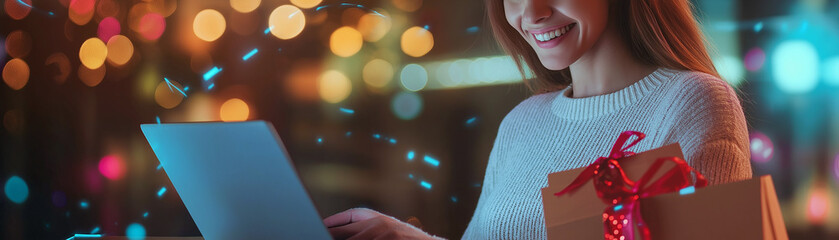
top-left (531, 23), bottom-right (576, 42)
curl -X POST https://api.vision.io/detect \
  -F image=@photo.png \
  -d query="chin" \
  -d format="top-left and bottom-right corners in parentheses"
top-left (536, 54), bottom-right (573, 71)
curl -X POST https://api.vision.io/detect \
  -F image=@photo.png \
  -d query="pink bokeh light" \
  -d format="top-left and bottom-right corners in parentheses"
top-left (97, 17), bottom-right (121, 42)
top-left (744, 47), bottom-right (766, 72)
top-left (98, 155), bottom-right (126, 180)
top-left (749, 131), bottom-right (774, 163)
top-left (806, 187), bottom-right (829, 225)
top-left (138, 13), bottom-right (166, 41)
top-left (69, 0), bottom-right (95, 15)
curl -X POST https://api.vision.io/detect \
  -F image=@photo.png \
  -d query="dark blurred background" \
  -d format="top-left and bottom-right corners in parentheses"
top-left (1, 0), bottom-right (838, 239)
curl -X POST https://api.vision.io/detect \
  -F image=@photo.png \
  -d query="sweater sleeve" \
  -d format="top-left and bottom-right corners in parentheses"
top-left (461, 128), bottom-right (504, 239)
top-left (672, 73), bottom-right (753, 185)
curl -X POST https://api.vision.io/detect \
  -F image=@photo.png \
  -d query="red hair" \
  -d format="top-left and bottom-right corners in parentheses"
top-left (486, 0), bottom-right (720, 93)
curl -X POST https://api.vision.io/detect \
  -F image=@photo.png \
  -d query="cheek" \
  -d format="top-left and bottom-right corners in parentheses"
top-left (503, 3), bottom-right (524, 35)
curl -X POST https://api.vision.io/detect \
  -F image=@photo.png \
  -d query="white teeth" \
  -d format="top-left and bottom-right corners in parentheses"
top-left (533, 23), bottom-right (574, 42)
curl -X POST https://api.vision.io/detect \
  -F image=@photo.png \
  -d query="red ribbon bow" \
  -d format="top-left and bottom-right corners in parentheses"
top-left (554, 131), bottom-right (707, 240)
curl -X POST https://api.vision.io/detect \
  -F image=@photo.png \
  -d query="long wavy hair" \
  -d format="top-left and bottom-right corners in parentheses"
top-left (486, 0), bottom-right (720, 93)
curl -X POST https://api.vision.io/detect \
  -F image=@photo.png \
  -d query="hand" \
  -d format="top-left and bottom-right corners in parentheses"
top-left (323, 208), bottom-right (445, 240)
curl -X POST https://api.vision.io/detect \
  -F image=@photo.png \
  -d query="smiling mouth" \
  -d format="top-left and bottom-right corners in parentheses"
top-left (532, 23), bottom-right (577, 42)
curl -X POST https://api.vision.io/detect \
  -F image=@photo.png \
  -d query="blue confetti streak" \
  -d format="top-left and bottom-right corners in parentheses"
top-left (753, 22), bottom-right (763, 32)
top-left (408, 174), bottom-right (414, 179)
top-left (339, 107), bottom-right (355, 114)
top-left (91, 226), bottom-right (100, 234)
top-left (16, 0), bottom-right (32, 8)
top-left (466, 26), bottom-right (479, 33)
top-left (423, 155), bottom-right (440, 167)
top-left (423, 25), bottom-right (430, 30)
top-left (388, 138), bottom-right (397, 144)
top-left (157, 187), bottom-right (167, 198)
top-left (242, 48), bottom-right (259, 61)
top-left (373, 134), bottom-right (381, 139)
top-left (679, 186), bottom-right (695, 195)
top-left (420, 181), bottom-right (432, 189)
top-left (207, 83), bottom-right (215, 90)
top-left (79, 200), bottom-right (89, 209)
top-left (345, 131), bottom-right (352, 137)
top-left (164, 78), bottom-right (187, 97)
top-left (183, 86), bottom-right (190, 91)
top-left (264, 26), bottom-right (273, 34)
top-left (203, 67), bottom-right (222, 81)
top-left (317, 137), bottom-right (323, 144)
top-left (613, 204), bottom-right (623, 211)
top-left (155, 116), bottom-right (161, 124)
top-left (143, 212), bottom-right (149, 218)
top-left (156, 164), bottom-right (162, 170)
top-left (465, 117), bottom-right (477, 125)
top-left (451, 196), bottom-right (458, 202)
top-left (407, 151), bottom-right (415, 161)
top-left (66, 234), bottom-right (103, 240)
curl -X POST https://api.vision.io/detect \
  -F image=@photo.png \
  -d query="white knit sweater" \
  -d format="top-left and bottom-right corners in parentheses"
top-left (460, 68), bottom-right (752, 239)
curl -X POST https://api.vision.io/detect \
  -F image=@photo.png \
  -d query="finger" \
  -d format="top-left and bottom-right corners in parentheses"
top-left (323, 208), bottom-right (381, 228)
top-left (327, 219), bottom-right (375, 240)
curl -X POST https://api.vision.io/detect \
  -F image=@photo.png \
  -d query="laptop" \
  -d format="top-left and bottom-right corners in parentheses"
top-left (141, 121), bottom-right (332, 240)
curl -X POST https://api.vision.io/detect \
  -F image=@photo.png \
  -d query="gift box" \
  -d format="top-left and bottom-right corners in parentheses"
top-left (541, 132), bottom-right (788, 240)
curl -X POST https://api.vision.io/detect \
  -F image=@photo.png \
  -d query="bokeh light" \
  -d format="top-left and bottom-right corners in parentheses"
top-left (401, 26), bottom-right (434, 57)
top-left (363, 59), bottom-right (394, 88)
top-left (79, 38), bottom-right (108, 69)
top-left (45, 53), bottom-right (72, 84)
top-left (98, 17), bottom-right (121, 42)
top-left (4, 0), bottom-right (32, 20)
top-left (193, 9), bottom-right (226, 42)
top-left (230, 0), bottom-right (261, 13)
top-left (392, 0), bottom-right (422, 12)
top-left (268, 5), bottom-right (305, 40)
top-left (822, 57), bottom-right (839, 86)
top-left (78, 64), bottom-right (106, 87)
top-left (3, 109), bottom-right (23, 134)
top-left (69, 0), bottom-right (95, 25)
top-left (357, 13), bottom-right (391, 42)
top-left (290, 0), bottom-right (322, 9)
top-left (6, 30), bottom-right (32, 58)
top-left (96, 0), bottom-right (120, 18)
top-left (3, 58), bottom-right (30, 90)
top-left (744, 47), bottom-right (766, 72)
top-left (713, 56), bottom-right (745, 86)
top-left (126, 223), bottom-right (146, 240)
top-left (391, 91), bottom-right (423, 120)
top-left (220, 98), bottom-right (250, 122)
top-left (772, 40), bottom-right (818, 94)
top-left (154, 81), bottom-right (184, 109)
top-left (106, 35), bottom-right (134, 66)
top-left (400, 64), bottom-right (428, 91)
top-left (330, 27), bottom-right (363, 57)
top-left (749, 132), bottom-right (774, 163)
top-left (138, 13), bottom-right (166, 41)
top-left (318, 70), bottom-right (352, 103)
top-left (98, 155), bottom-right (126, 180)
top-left (806, 186), bottom-right (829, 225)
top-left (147, 0), bottom-right (177, 17)
top-left (4, 176), bottom-right (28, 204)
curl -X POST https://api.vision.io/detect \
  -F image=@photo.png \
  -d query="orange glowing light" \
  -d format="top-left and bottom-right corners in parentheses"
top-left (363, 59), bottom-right (394, 88)
top-left (2, 58), bottom-right (29, 90)
top-left (290, 0), bottom-right (321, 9)
top-left (392, 0), bottom-right (422, 12)
top-left (230, 0), bottom-right (260, 13)
top-left (357, 13), bottom-right (391, 42)
top-left (4, 0), bottom-right (32, 20)
top-left (318, 70), bottom-right (352, 103)
top-left (69, 0), bottom-right (95, 25)
top-left (220, 98), bottom-right (250, 122)
top-left (193, 9), bottom-right (226, 42)
top-left (79, 38), bottom-right (108, 69)
top-left (268, 5), bottom-right (305, 40)
top-left (401, 26), bottom-right (434, 57)
top-left (106, 35), bottom-right (134, 66)
top-left (5, 30), bottom-right (32, 58)
top-left (806, 186), bottom-right (830, 225)
top-left (154, 81), bottom-right (184, 109)
top-left (78, 64), bottom-right (106, 87)
top-left (330, 27), bottom-right (363, 57)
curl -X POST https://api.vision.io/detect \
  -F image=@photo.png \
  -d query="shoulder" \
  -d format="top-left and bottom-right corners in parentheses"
top-left (666, 70), bottom-right (741, 107)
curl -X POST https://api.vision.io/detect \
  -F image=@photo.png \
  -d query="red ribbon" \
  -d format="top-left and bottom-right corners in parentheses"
top-left (553, 131), bottom-right (707, 240)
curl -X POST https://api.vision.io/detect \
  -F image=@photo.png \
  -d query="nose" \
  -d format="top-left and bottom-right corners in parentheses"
top-left (522, 0), bottom-right (552, 25)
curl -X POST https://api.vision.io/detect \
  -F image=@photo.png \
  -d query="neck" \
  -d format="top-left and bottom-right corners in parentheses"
top-left (567, 23), bottom-right (657, 98)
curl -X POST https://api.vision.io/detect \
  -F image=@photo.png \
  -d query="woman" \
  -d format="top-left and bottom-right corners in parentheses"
top-left (323, 0), bottom-right (752, 239)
